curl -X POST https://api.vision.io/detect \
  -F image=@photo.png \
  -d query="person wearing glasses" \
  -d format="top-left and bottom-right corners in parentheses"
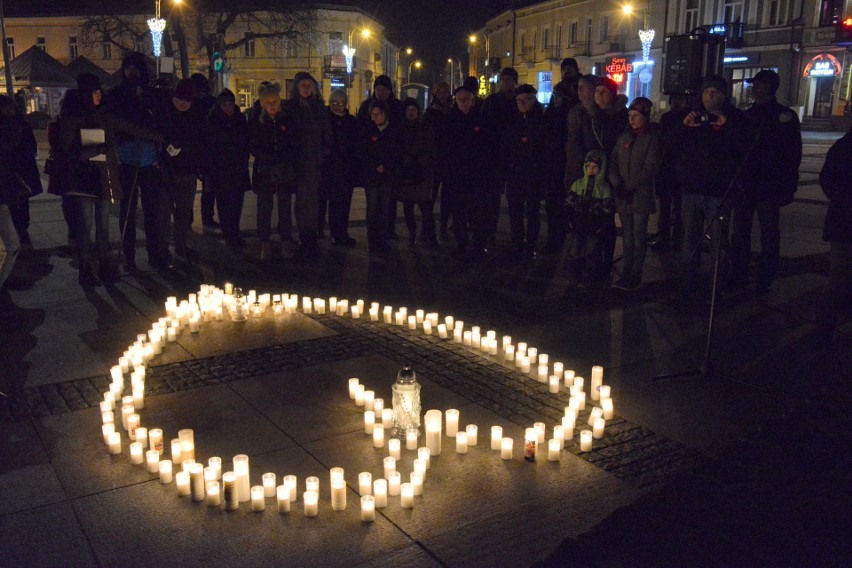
top-left (503, 84), bottom-right (548, 260)
top-left (319, 89), bottom-right (358, 247)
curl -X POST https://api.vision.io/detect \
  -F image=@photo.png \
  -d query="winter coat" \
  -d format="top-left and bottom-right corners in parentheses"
top-left (656, 108), bottom-right (689, 189)
top-left (283, 97), bottom-right (332, 190)
top-left (422, 103), bottom-right (451, 182)
top-left (0, 115), bottom-right (42, 205)
top-left (105, 79), bottom-right (164, 167)
top-left (158, 100), bottom-right (206, 176)
top-left (443, 106), bottom-right (494, 192)
top-left (206, 105), bottom-right (251, 194)
top-left (481, 90), bottom-right (518, 134)
top-left (396, 117), bottom-right (435, 202)
top-left (676, 102), bottom-right (746, 198)
top-left (319, 107), bottom-right (357, 200)
top-left (608, 124), bottom-right (663, 215)
top-left (819, 127), bottom-right (852, 243)
top-left (248, 106), bottom-right (299, 192)
top-left (356, 121), bottom-right (402, 188)
top-left (565, 99), bottom-right (629, 189)
top-left (741, 97), bottom-right (802, 205)
top-left (566, 149), bottom-right (614, 235)
top-left (503, 102), bottom-right (549, 200)
top-left (543, 97), bottom-right (571, 192)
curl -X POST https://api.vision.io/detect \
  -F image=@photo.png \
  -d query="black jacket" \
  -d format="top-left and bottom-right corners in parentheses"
top-left (503, 102), bottom-right (549, 199)
top-left (0, 115), bottom-right (41, 205)
top-left (443, 107), bottom-right (494, 191)
top-left (206, 105), bottom-right (250, 193)
top-left (158, 101), bottom-right (206, 176)
top-left (356, 121), bottom-right (401, 187)
top-left (819, 127), bottom-right (852, 243)
top-left (248, 107), bottom-right (299, 191)
top-left (741, 97), bottom-right (802, 204)
top-left (320, 108), bottom-right (357, 199)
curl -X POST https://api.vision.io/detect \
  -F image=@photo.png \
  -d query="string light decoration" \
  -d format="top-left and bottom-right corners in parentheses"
top-left (639, 28), bottom-right (655, 63)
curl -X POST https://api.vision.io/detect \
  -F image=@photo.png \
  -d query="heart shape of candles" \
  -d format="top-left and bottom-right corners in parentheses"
top-left (103, 284), bottom-right (614, 519)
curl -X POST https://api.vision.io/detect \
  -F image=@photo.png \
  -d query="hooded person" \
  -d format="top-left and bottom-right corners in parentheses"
top-left (422, 81), bottom-right (454, 240)
top-left (105, 51), bottom-right (172, 272)
top-left (357, 74), bottom-right (402, 128)
top-left (397, 97), bottom-right (436, 246)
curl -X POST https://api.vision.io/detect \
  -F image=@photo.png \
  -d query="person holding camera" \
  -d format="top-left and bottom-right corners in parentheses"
top-left (676, 76), bottom-right (746, 298)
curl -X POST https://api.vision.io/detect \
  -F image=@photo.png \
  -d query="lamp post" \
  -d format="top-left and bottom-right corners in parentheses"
top-left (343, 27), bottom-right (369, 92)
top-left (623, 3), bottom-right (655, 63)
top-left (396, 46), bottom-right (412, 91)
top-left (407, 60), bottom-right (421, 83)
top-left (447, 58), bottom-right (455, 92)
top-left (469, 34), bottom-right (490, 80)
top-left (147, 0), bottom-right (168, 79)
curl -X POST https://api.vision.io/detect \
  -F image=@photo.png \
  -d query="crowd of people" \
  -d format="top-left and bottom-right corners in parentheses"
top-left (1, 51), bottom-right (849, 341)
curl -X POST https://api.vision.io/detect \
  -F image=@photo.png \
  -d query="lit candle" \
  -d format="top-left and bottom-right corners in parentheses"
top-left (102, 423), bottom-right (115, 445)
top-left (126, 414), bottom-right (140, 439)
top-left (413, 459), bottom-right (427, 480)
top-left (331, 479), bottom-right (347, 511)
top-left (373, 479), bottom-right (388, 508)
top-left (400, 483), bottom-right (414, 508)
top-left (364, 390), bottom-right (375, 411)
top-left (276, 484), bottom-right (291, 513)
top-left (524, 428), bottom-right (538, 462)
top-left (562, 411), bottom-right (576, 437)
top-left (517, 342), bottom-right (527, 356)
top-left (528, 347), bottom-right (538, 365)
top-left (445, 409), bottom-right (459, 437)
top-left (223, 472), bottom-right (239, 510)
top-left (465, 424), bottom-right (478, 446)
top-left (146, 449), bottom-right (160, 473)
top-left (580, 430), bottom-right (593, 452)
top-left (283, 475), bottom-right (297, 502)
top-left (574, 390), bottom-right (586, 410)
top-left (208, 457), bottom-right (222, 480)
top-left (418, 447), bottom-right (431, 469)
top-left (102, 410), bottom-right (114, 426)
top-left (408, 315), bottom-right (417, 330)
top-left (424, 410), bottom-right (442, 456)
top-left (369, 307), bottom-right (379, 321)
top-left (303, 491), bottom-right (319, 517)
top-left (548, 375), bottom-right (560, 393)
top-left (159, 459), bottom-right (173, 484)
top-left (373, 426), bottom-right (385, 448)
top-left (445, 315), bottom-right (455, 329)
top-left (602, 398), bottom-right (614, 420)
top-left (373, 398), bottom-right (384, 414)
top-left (360, 495), bottom-right (376, 522)
top-left (233, 454), bottom-right (250, 502)
top-left (206, 480), bottom-right (221, 507)
top-left (599, 385), bottom-right (611, 400)
top-left (178, 429), bottom-right (195, 461)
top-left (302, 297), bottom-right (312, 313)
top-left (574, 376), bottom-right (585, 392)
top-left (329, 297), bottom-right (337, 312)
top-left (348, 378), bottom-right (360, 399)
top-left (135, 427), bottom-right (148, 449)
top-left (489, 339), bottom-right (499, 356)
top-left (504, 344), bottom-right (515, 361)
top-left (406, 429), bottom-right (418, 450)
top-left (564, 369), bottom-right (576, 388)
top-left (423, 320), bottom-right (433, 335)
top-left (306, 476), bottom-right (320, 497)
top-left (263, 472), bottom-right (276, 498)
top-left (455, 431), bottom-right (468, 453)
top-left (587, 406), bottom-right (604, 426)
top-left (364, 410), bottom-right (375, 435)
top-left (383, 456), bottom-right (397, 480)
top-left (359, 472), bottom-right (372, 496)
top-left (383, 306), bottom-right (393, 323)
top-left (592, 417), bottom-right (606, 439)
top-left (554, 362), bottom-right (564, 377)
top-left (437, 323), bottom-right (448, 338)
top-left (176, 471), bottom-right (191, 497)
top-left (539, 354), bottom-right (549, 367)
top-left (501, 437), bottom-right (514, 460)
top-left (388, 472), bottom-right (401, 496)
top-left (395, 312), bottom-right (404, 326)
top-left (548, 438), bottom-right (561, 461)
top-left (463, 331), bottom-right (472, 346)
top-left (149, 429), bottom-right (163, 455)
top-left (491, 426), bottom-right (503, 450)
top-left (554, 425), bottom-right (565, 450)
top-left (224, 282), bottom-right (233, 295)
top-left (167, 327), bottom-right (177, 342)
top-left (453, 328), bottom-right (462, 343)
top-left (381, 408), bottom-right (394, 429)
top-left (355, 385), bottom-right (365, 406)
top-left (190, 463), bottom-right (205, 502)
top-left (107, 431), bottom-right (121, 455)
top-left (591, 366), bottom-right (604, 401)
top-left (503, 335), bottom-right (512, 347)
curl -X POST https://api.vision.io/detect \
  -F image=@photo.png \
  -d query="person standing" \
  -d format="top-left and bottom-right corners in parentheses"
top-left (397, 98), bottom-right (436, 246)
top-left (814, 126), bottom-right (852, 346)
top-left (504, 84), bottom-right (548, 259)
top-left (650, 94), bottom-right (689, 250)
top-left (422, 81), bottom-right (453, 242)
top-left (319, 89), bottom-right (358, 247)
top-left (248, 82), bottom-right (299, 261)
top-left (106, 51), bottom-right (171, 271)
top-left (356, 100), bottom-right (401, 253)
top-left (283, 72), bottom-right (331, 252)
top-left (608, 97), bottom-right (663, 290)
top-left (729, 70), bottom-right (802, 294)
top-left (190, 73), bottom-right (219, 233)
top-left (206, 89), bottom-right (250, 248)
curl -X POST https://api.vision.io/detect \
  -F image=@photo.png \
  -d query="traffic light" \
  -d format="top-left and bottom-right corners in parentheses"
top-left (211, 52), bottom-right (225, 73)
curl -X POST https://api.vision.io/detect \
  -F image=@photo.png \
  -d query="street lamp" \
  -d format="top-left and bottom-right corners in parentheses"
top-left (623, 3), bottom-right (654, 63)
top-left (447, 58), bottom-right (456, 92)
top-left (468, 33), bottom-right (490, 78)
top-left (343, 27), bottom-right (370, 90)
top-left (396, 46), bottom-right (412, 91)
top-left (407, 60), bottom-right (421, 83)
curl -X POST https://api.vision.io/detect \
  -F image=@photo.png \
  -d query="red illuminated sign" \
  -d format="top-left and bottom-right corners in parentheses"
top-left (605, 57), bottom-right (633, 75)
top-left (611, 73), bottom-right (625, 84)
top-left (803, 53), bottom-right (842, 77)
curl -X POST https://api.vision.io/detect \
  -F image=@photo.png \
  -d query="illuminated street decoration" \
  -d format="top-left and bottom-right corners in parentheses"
top-left (803, 53), bottom-right (841, 77)
top-left (639, 28), bottom-right (655, 63)
top-left (342, 45), bottom-right (356, 74)
top-left (147, 18), bottom-right (166, 57)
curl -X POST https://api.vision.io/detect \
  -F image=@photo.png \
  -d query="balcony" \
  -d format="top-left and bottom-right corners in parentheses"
top-left (324, 54), bottom-right (351, 71)
top-left (542, 45), bottom-right (562, 61)
top-left (520, 45), bottom-right (536, 66)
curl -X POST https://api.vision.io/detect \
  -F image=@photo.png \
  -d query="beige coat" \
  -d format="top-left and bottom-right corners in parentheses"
top-left (608, 125), bottom-right (662, 215)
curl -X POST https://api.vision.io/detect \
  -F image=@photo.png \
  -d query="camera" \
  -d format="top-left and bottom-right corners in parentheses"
top-left (697, 113), bottom-right (716, 124)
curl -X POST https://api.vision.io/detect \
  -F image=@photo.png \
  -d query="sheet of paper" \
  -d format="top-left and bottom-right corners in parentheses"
top-left (80, 128), bottom-right (105, 146)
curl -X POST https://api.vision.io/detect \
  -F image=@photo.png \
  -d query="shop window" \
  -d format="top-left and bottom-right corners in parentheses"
top-left (538, 71), bottom-right (552, 105)
top-left (818, 0), bottom-right (842, 26)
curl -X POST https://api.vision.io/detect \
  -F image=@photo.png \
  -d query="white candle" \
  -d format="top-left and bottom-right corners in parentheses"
top-left (453, 328), bottom-right (462, 343)
top-left (591, 366), bottom-right (604, 400)
top-left (178, 429), bottom-right (195, 461)
top-left (233, 454), bottom-right (250, 502)
top-left (445, 315), bottom-right (455, 329)
top-left (102, 423), bottom-right (115, 445)
top-left (489, 339), bottom-right (499, 356)
top-left (602, 398), bottom-right (615, 420)
top-left (413, 458), bottom-right (427, 480)
top-left (306, 476), bottom-right (320, 497)
top-left (303, 491), bottom-right (318, 517)
top-left (149, 429), bottom-right (163, 454)
top-left (528, 347), bottom-right (538, 365)
top-left (425, 409), bottom-right (442, 456)
top-left (521, 357), bottom-right (531, 374)
top-left (189, 463), bottom-right (205, 502)
top-left (388, 438), bottom-right (401, 459)
top-left (135, 427), bottom-right (148, 449)
top-left (102, 411), bottom-right (114, 426)
top-left (167, 327), bottom-right (177, 342)
top-left (331, 479), bottom-right (347, 511)
top-left (574, 390), bottom-right (586, 410)
top-left (388, 472), bottom-right (401, 496)
top-left (502, 335), bottom-right (512, 347)
top-left (364, 410), bottom-right (375, 435)
top-left (554, 425), bottom-right (565, 450)
top-left (562, 412), bottom-right (576, 437)
top-left (302, 297), bottom-right (312, 313)
top-left (383, 456), bottom-right (397, 480)
top-left (406, 429), bottom-right (418, 450)
top-left (223, 472), bottom-right (239, 510)
top-left (408, 315), bottom-right (417, 330)
top-left (159, 459), bottom-right (173, 484)
top-left (423, 320), bottom-right (433, 335)
top-left (504, 344), bottom-right (515, 361)
top-left (373, 479), bottom-right (388, 508)
top-left (126, 414), bottom-right (140, 439)
top-left (206, 480), bottom-right (221, 507)
top-left (373, 426), bottom-right (385, 448)
top-left (369, 307), bottom-right (379, 321)
top-left (395, 312), bottom-right (404, 326)
top-left (355, 385), bottom-right (365, 406)
top-left (548, 438), bottom-right (561, 461)
top-left (599, 385), bottom-right (611, 400)
top-left (588, 406), bottom-right (604, 426)
top-left (445, 409), bottom-right (459, 437)
top-left (263, 472), bottom-right (276, 498)
top-left (176, 471), bottom-right (191, 497)
top-left (437, 324), bottom-right (448, 338)
top-left (501, 437), bottom-right (514, 460)
top-left (381, 408), bottom-right (394, 429)
top-left (360, 495), bottom-right (376, 522)
top-left (364, 390), bottom-right (375, 411)
top-left (107, 431), bottom-right (121, 455)
top-left (465, 424), bottom-right (478, 446)
top-left (329, 297), bottom-right (337, 312)
top-left (208, 457), bottom-right (222, 480)
top-left (574, 376), bottom-right (585, 391)
top-left (463, 331), bottom-right (472, 345)
top-left (418, 447), bottom-right (431, 469)
top-left (348, 378), bottom-right (360, 399)
top-left (524, 428), bottom-right (538, 461)
top-left (455, 431), bottom-right (468, 453)
top-left (383, 306), bottom-right (393, 323)
top-left (276, 484), bottom-right (291, 513)
top-left (580, 430), bottom-right (593, 451)
top-left (400, 483), bottom-right (414, 508)
top-left (284, 475), bottom-right (297, 502)
top-left (146, 449), bottom-right (160, 473)
top-left (549, 375), bottom-right (560, 393)
top-left (359, 472), bottom-right (372, 496)
top-left (130, 442), bottom-right (145, 465)
top-left (564, 369), bottom-right (576, 388)
top-left (373, 398), bottom-right (384, 414)
top-left (491, 426), bottom-right (503, 450)
top-left (592, 417), bottom-right (606, 439)
top-left (554, 362), bottom-right (564, 377)
top-left (539, 354), bottom-right (549, 367)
